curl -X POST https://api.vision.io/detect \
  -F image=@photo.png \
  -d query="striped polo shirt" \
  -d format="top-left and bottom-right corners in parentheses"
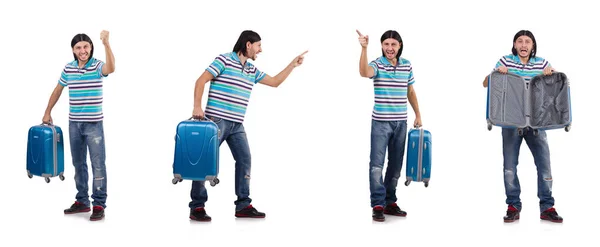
top-left (368, 56), bottom-right (415, 121)
top-left (204, 52), bottom-right (266, 123)
top-left (495, 54), bottom-right (551, 81)
top-left (58, 58), bottom-right (107, 122)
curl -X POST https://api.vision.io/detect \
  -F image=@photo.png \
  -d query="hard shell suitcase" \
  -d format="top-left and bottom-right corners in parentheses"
top-left (172, 117), bottom-right (220, 186)
top-left (26, 123), bottom-right (65, 183)
top-left (405, 127), bottom-right (432, 187)
top-left (486, 71), bottom-right (572, 136)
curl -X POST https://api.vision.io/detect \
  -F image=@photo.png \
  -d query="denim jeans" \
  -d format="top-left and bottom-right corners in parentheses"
top-left (502, 128), bottom-right (555, 213)
top-left (369, 119), bottom-right (408, 208)
top-left (190, 116), bottom-right (252, 211)
top-left (69, 121), bottom-right (107, 208)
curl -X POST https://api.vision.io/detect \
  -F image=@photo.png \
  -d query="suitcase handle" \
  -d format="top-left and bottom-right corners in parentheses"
top-left (189, 116), bottom-right (210, 122)
top-left (41, 122), bottom-right (54, 126)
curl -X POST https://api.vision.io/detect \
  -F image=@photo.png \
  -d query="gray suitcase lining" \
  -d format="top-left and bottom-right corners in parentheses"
top-left (530, 73), bottom-right (570, 128)
top-left (488, 71), bottom-right (570, 129)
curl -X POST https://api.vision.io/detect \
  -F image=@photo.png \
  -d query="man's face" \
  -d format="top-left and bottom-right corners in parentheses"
top-left (246, 41), bottom-right (262, 60)
top-left (514, 35), bottom-right (534, 59)
top-left (72, 41), bottom-right (92, 63)
top-left (381, 38), bottom-right (401, 60)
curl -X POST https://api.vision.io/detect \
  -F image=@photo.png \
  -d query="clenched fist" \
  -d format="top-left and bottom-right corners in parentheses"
top-left (100, 30), bottom-right (110, 45)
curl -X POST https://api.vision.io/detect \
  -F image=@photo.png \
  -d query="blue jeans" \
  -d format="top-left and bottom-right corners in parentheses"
top-left (369, 119), bottom-right (407, 207)
top-left (69, 121), bottom-right (107, 208)
top-left (190, 116), bottom-right (252, 211)
top-left (502, 128), bottom-right (555, 213)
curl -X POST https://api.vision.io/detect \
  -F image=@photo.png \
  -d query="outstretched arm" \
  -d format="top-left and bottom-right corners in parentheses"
top-left (260, 51), bottom-right (308, 88)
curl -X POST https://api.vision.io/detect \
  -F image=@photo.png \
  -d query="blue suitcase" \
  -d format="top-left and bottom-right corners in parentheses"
top-left (26, 123), bottom-right (65, 183)
top-left (172, 117), bottom-right (220, 186)
top-left (404, 127), bottom-right (432, 187)
top-left (486, 71), bottom-right (572, 136)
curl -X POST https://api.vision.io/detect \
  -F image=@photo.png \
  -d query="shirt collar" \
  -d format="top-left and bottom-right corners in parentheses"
top-left (379, 56), bottom-right (402, 66)
top-left (509, 54), bottom-right (536, 65)
top-left (71, 58), bottom-right (95, 68)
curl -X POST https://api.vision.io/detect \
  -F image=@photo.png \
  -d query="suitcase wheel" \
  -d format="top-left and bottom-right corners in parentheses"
top-left (45, 177), bottom-right (50, 183)
top-left (517, 129), bottom-right (524, 136)
top-left (27, 171), bottom-right (32, 179)
top-left (487, 122), bottom-right (492, 131)
top-left (172, 178), bottom-right (180, 185)
top-left (424, 182), bottom-right (429, 188)
top-left (59, 174), bottom-right (65, 181)
top-left (404, 180), bottom-right (411, 186)
top-left (565, 125), bottom-right (571, 132)
top-left (210, 178), bottom-right (220, 187)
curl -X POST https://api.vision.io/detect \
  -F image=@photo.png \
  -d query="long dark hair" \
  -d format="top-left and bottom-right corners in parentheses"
top-left (233, 30), bottom-right (261, 57)
top-left (70, 33), bottom-right (94, 61)
top-left (380, 30), bottom-right (403, 60)
top-left (511, 30), bottom-right (537, 58)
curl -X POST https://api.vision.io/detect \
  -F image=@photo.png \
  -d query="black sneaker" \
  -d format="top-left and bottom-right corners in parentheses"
top-left (384, 203), bottom-right (407, 217)
top-left (235, 205), bottom-right (265, 218)
top-left (372, 206), bottom-right (385, 222)
top-left (540, 207), bottom-right (563, 223)
top-left (64, 201), bottom-right (91, 214)
top-left (90, 206), bottom-right (105, 221)
top-left (504, 205), bottom-right (520, 223)
top-left (190, 207), bottom-right (211, 222)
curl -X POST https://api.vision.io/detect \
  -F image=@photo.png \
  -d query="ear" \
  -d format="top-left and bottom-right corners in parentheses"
top-left (246, 41), bottom-right (252, 49)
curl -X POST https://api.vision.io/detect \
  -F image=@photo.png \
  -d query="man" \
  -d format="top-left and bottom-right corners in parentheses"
top-left (357, 30), bottom-right (423, 222)
top-left (43, 31), bottom-right (115, 221)
top-left (483, 30), bottom-right (563, 223)
top-left (189, 30), bottom-right (307, 221)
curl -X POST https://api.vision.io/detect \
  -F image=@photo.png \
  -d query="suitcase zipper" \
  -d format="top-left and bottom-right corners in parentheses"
top-left (417, 128), bottom-right (424, 181)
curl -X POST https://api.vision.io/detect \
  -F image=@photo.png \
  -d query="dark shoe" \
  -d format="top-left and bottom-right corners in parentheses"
top-left (504, 205), bottom-right (520, 223)
top-left (372, 206), bottom-right (385, 222)
top-left (190, 207), bottom-right (211, 222)
top-left (235, 205), bottom-right (266, 218)
top-left (540, 208), bottom-right (563, 223)
top-left (89, 206), bottom-right (105, 221)
top-left (384, 203), bottom-right (407, 217)
top-left (64, 201), bottom-right (91, 214)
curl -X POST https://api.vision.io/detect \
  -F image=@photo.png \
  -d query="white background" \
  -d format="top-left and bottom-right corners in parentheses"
top-left (1, 0), bottom-right (598, 246)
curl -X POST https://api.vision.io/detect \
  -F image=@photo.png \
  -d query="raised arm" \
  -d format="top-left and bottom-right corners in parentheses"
top-left (100, 30), bottom-right (115, 76)
top-left (357, 30), bottom-right (374, 78)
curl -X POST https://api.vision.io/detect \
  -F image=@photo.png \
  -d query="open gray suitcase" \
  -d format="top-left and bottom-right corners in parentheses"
top-left (486, 71), bottom-right (572, 136)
